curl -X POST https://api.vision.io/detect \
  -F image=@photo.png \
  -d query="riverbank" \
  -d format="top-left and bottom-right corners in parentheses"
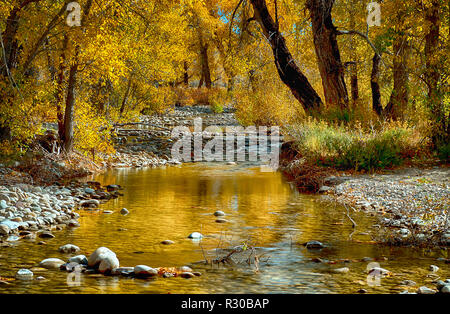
top-left (320, 166), bottom-right (450, 247)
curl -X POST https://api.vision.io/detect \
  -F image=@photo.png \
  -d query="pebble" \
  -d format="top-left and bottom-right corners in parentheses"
top-left (68, 255), bottom-right (88, 265)
top-left (417, 286), bottom-right (436, 294)
top-left (15, 269), bottom-right (33, 280)
top-left (180, 272), bottom-right (195, 279)
top-left (305, 241), bottom-right (324, 249)
top-left (215, 218), bottom-right (228, 223)
top-left (429, 265), bottom-right (439, 272)
top-left (39, 258), bottom-right (65, 269)
top-left (58, 244), bottom-right (80, 254)
top-left (134, 265), bottom-right (158, 278)
top-left (188, 232), bottom-right (203, 239)
top-left (161, 240), bottom-right (175, 245)
top-left (38, 231), bottom-right (55, 239)
top-left (88, 247), bottom-right (119, 274)
top-left (213, 211), bottom-right (226, 217)
top-left (333, 267), bottom-right (349, 273)
top-left (120, 208), bottom-right (129, 215)
top-left (441, 285), bottom-right (450, 294)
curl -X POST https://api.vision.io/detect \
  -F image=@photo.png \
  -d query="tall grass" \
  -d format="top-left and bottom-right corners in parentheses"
top-left (285, 119), bottom-right (426, 171)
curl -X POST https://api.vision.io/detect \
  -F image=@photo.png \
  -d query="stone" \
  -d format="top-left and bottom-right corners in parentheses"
top-left (39, 258), bottom-right (65, 269)
top-left (318, 186), bottom-right (331, 194)
top-left (188, 232), bottom-right (203, 239)
top-left (87, 247), bottom-right (119, 273)
top-left (368, 267), bottom-right (391, 277)
top-left (67, 220), bottom-right (80, 228)
top-left (400, 280), bottom-right (417, 286)
top-left (68, 255), bottom-right (88, 265)
top-left (429, 265), bottom-right (439, 272)
top-left (0, 219), bottom-right (20, 230)
top-left (215, 218), bottom-right (228, 223)
top-left (0, 224), bottom-right (10, 235)
top-left (441, 285), bottom-right (450, 294)
top-left (59, 244), bottom-right (80, 254)
top-left (79, 199), bottom-right (100, 208)
top-left (333, 267), bottom-right (350, 274)
top-left (134, 265), bottom-right (158, 278)
top-left (103, 210), bottom-right (113, 214)
top-left (213, 210), bottom-right (226, 217)
top-left (180, 272), bottom-right (195, 279)
top-left (305, 241), bottom-right (324, 249)
top-left (39, 231), bottom-right (55, 239)
top-left (16, 269), bottom-right (33, 280)
top-left (98, 255), bottom-right (120, 274)
top-left (179, 266), bottom-right (193, 272)
top-left (0, 200), bottom-right (7, 209)
top-left (111, 267), bottom-right (135, 277)
top-left (120, 208), bottom-right (129, 215)
top-left (417, 286), bottom-right (436, 294)
top-left (84, 188), bottom-right (95, 194)
top-left (161, 240), bottom-right (175, 245)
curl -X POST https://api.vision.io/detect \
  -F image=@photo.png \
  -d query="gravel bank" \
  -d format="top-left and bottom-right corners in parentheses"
top-left (326, 166), bottom-right (450, 246)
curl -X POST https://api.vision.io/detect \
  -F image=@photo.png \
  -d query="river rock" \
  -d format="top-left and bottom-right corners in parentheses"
top-left (179, 266), bottom-right (193, 272)
top-left (188, 232), bottom-right (203, 239)
top-left (180, 272), bottom-right (195, 279)
top-left (215, 218), bottom-right (228, 223)
top-left (0, 200), bottom-right (8, 209)
top-left (0, 219), bottom-right (20, 231)
top-left (120, 208), bottom-right (129, 215)
top-left (333, 267), bottom-right (349, 274)
top-left (213, 211), bottom-right (226, 217)
top-left (59, 244), bottom-right (80, 254)
top-left (134, 265), bottom-right (158, 278)
top-left (88, 247), bottom-right (119, 271)
top-left (161, 240), bottom-right (175, 245)
top-left (429, 265), bottom-right (439, 272)
top-left (111, 267), bottom-right (134, 277)
top-left (368, 267), bottom-right (391, 277)
top-left (68, 255), bottom-right (88, 265)
top-left (79, 199), bottom-right (100, 208)
top-left (39, 258), bottom-right (65, 269)
top-left (417, 286), bottom-right (436, 294)
top-left (0, 224), bottom-right (10, 235)
top-left (305, 241), bottom-right (324, 249)
top-left (441, 285), bottom-right (450, 294)
top-left (39, 231), bottom-right (55, 239)
top-left (15, 269), bottom-right (33, 280)
top-left (98, 255), bottom-right (120, 274)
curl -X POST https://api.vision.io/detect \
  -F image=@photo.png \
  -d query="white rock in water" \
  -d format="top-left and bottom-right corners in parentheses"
top-left (333, 267), bottom-right (350, 274)
top-left (39, 258), bottom-right (65, 269)
top-left (120, 208), bottom-right (129, 215)
top-left (16, 269), bottom-right (33, 280)
top-left (98, 254), bottom-right (120, 274)
top-left (134, 265), bottom-right (158, 278)
top-left (188, 232), bottom-right (203, 239)
top-left (429, 265), bottom-right (439, 272)
top-left (417, 286), bottom-right (436, 294)
top-left (213, 211), bottom-right (226, 217)
top-left (88, 247), bottom-right (119, 273)
top-left (441, 285), bottom-right (450, 294)
top-left (58, 244), bottom-right (80, 254)
top-left (68, 255), bottom-right (88, 265)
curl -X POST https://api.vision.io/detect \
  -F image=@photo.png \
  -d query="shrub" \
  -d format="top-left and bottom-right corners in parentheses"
top-left (286, 120), bottom-right (425, 171)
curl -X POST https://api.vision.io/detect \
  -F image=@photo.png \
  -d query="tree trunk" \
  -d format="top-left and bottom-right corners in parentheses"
top-left (371, 53), bottom-right (382, 116)
top-left (306, 0), bottom-right (348, 109)
top-left (120, 75), bottom-right (133, 116)
top-left (183, 61), bottom-right (189, 86)
top-left (63, 61), bottom-right (77, 152)
top-left (199, 43), bottom-right (212, 89)
top-left (385, 32), bottom-right (409, 119)
top-left (349, 1), bottom-right (358, 103)
top-left (249, 0), bottom-right (323, 114)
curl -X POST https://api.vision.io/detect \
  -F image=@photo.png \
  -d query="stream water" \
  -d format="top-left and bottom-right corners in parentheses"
top-left (0, 163), bottom-right (448, 293)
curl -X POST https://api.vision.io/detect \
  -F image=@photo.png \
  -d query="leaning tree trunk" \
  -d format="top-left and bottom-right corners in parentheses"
top-left (249, 0), bottom-right (323, 114)
top-left (371, 53), bottom-right (382, 116)
top-left (348, 2), bottom-right (359, 103)
top-left (306, 0), bottom-right (349, 109)
top-left (63, 61), bottom-right (77, 152)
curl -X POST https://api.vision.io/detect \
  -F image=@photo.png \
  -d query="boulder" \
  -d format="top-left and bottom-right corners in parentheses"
top-left (188, 232), bottom-right (203, 239)
top-left (68, 255), bottom-right (88, 265)
top-left (305, 241), bottom-right (324, 249)
top-left (88, 247), bottom-right (119, 274)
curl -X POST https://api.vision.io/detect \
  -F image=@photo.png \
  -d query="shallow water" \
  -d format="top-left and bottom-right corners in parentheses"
top-left (0, 163), bottom-right (448, 294)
